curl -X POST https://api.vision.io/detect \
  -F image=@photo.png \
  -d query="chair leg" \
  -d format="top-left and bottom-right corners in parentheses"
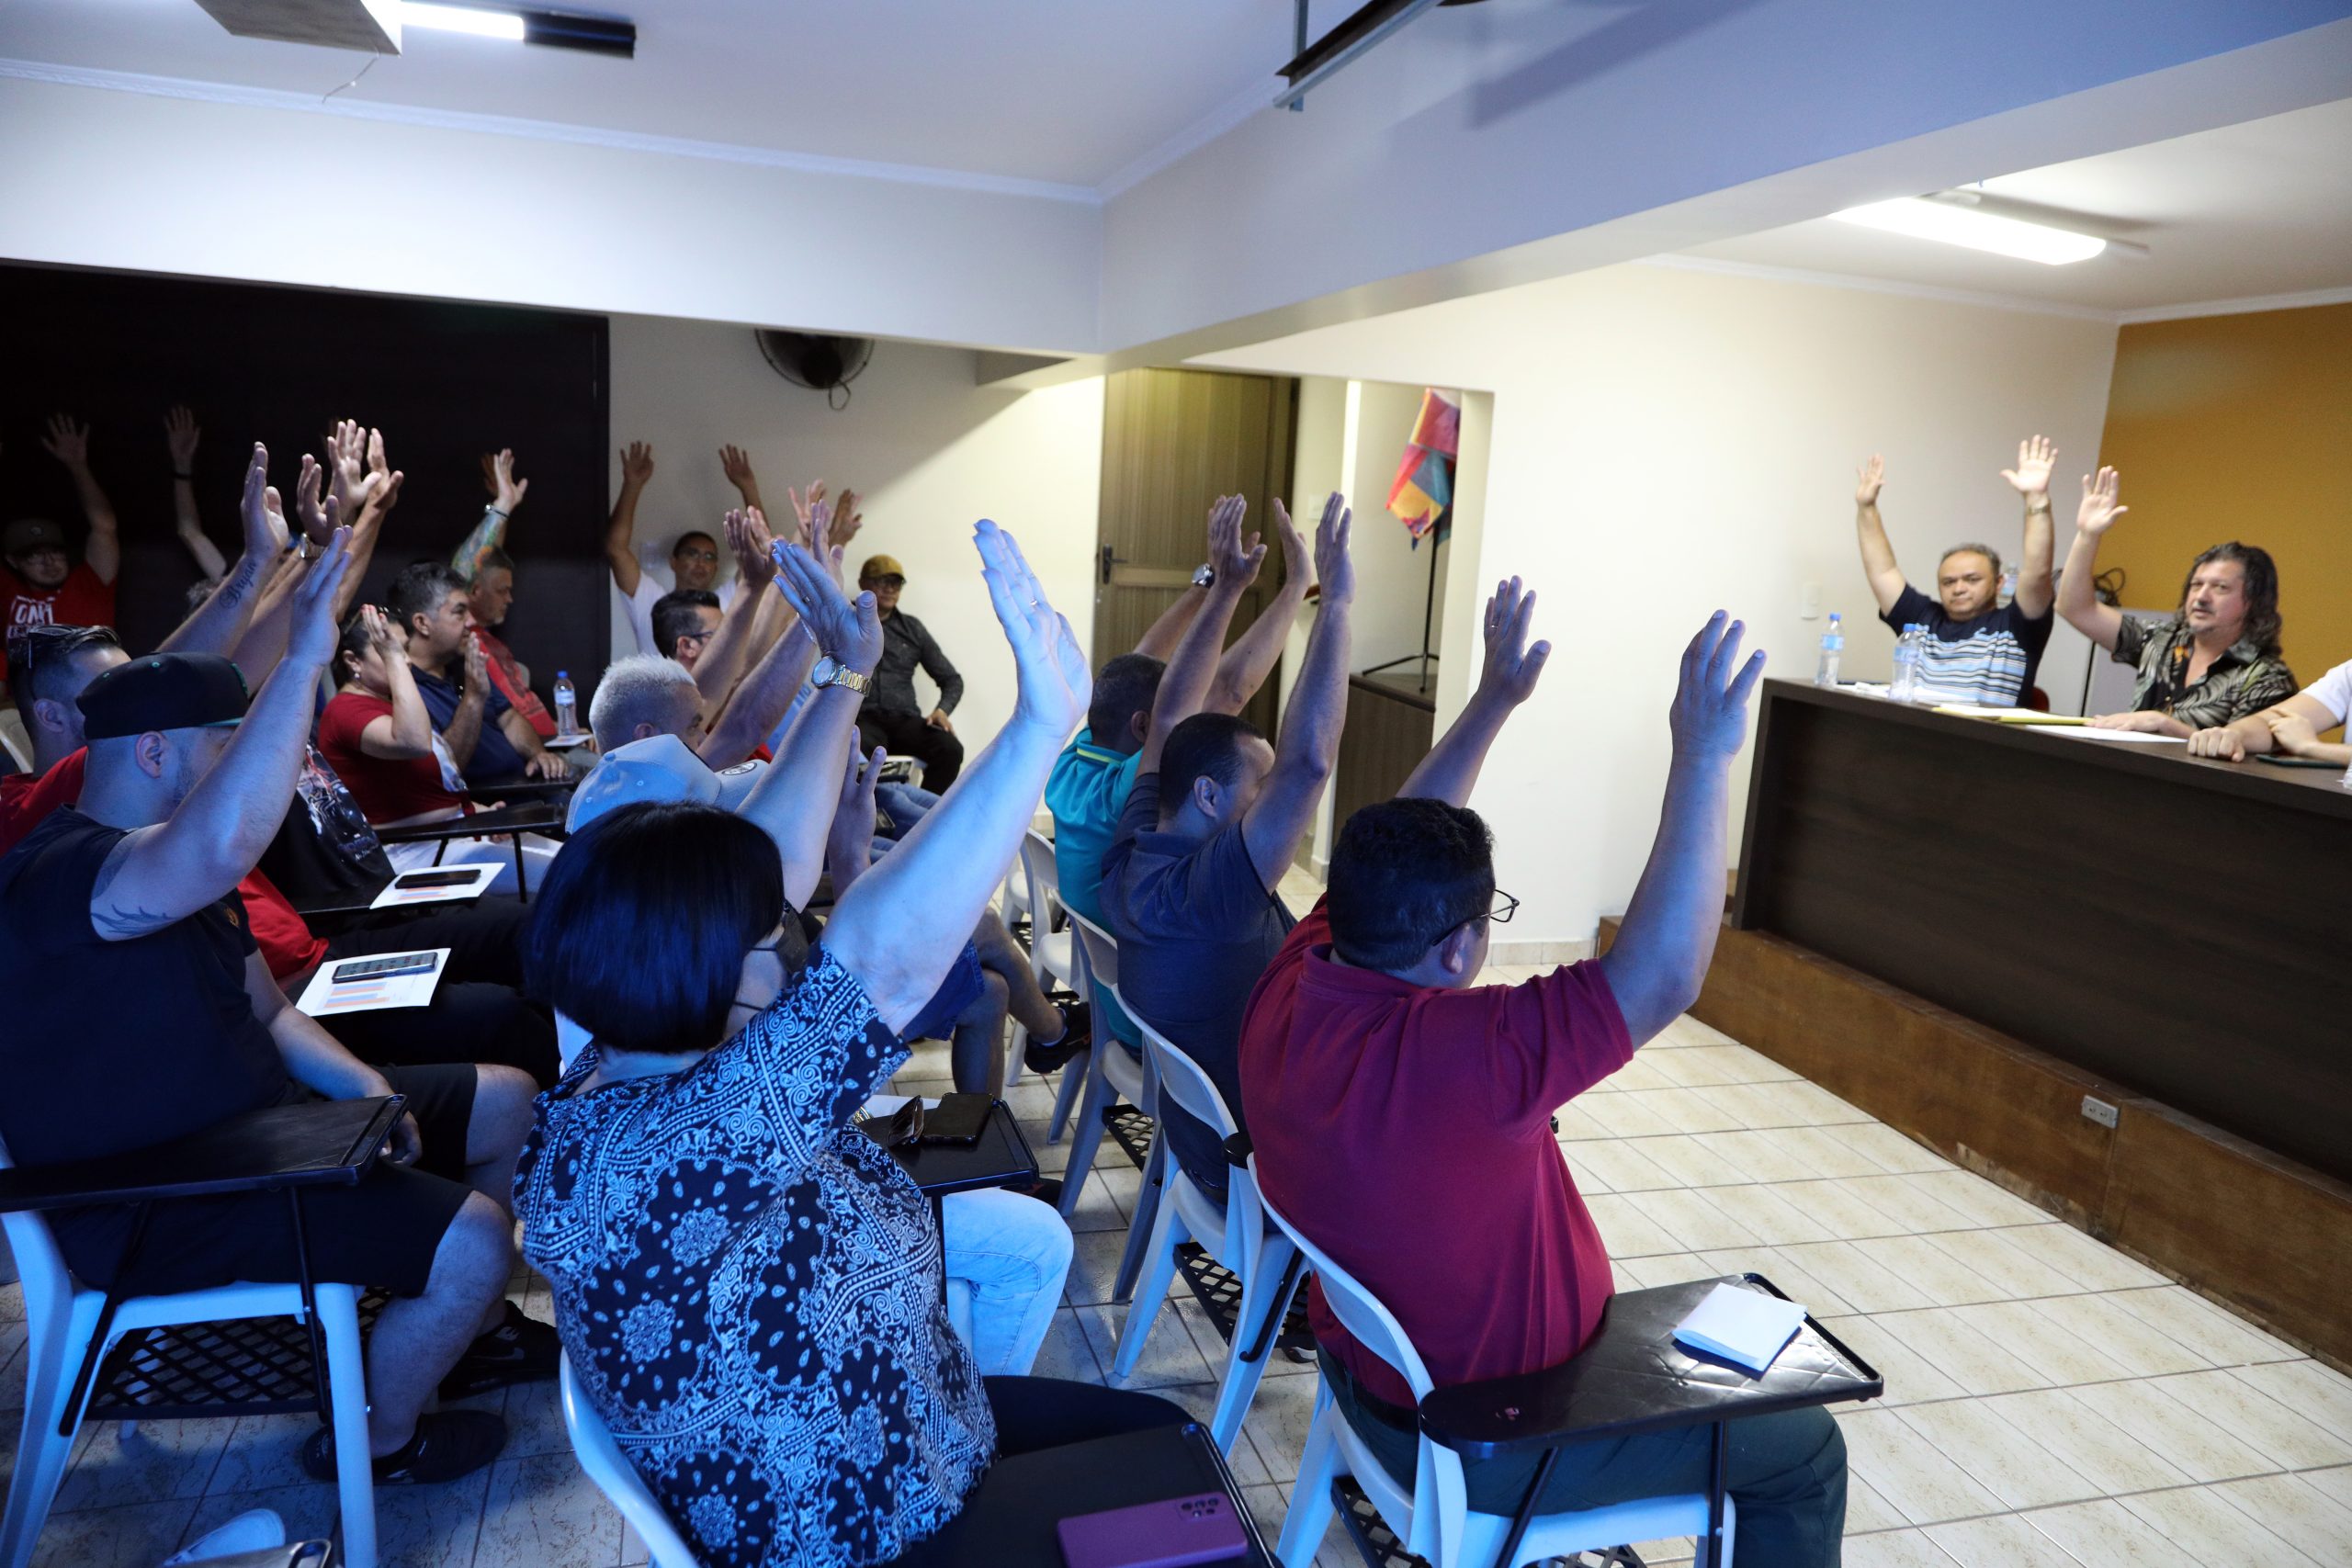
top-left (1046, 1045), bottom-right (1091, 1143)
top-left (316, 1285), bottom-right (377, 1568)
top-left (1, 1301), bottom-right (100, 1568)
top-left (1206, 1238), bottom-right (1298, 1454)
top-left (1275, 1393), bottom-right (1342, 1568)
top-left (1055, 1059), bottom-right (1117, 1220)
top-left (1109, 1186), bottom-right (1190, 1381)
top-left (1110, 1135), bottom-right (1166, 1304)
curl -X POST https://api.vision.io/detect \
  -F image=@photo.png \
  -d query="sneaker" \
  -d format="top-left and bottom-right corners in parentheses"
top-left (436, 1300), bottom-right (560, 1400)
top-left (163, 1507), bottom-right (285, 1563)
top-left (1023, 1002), bottom-right (1091, 1077)
top-left (301, 1410), bottom-right (507, 1485)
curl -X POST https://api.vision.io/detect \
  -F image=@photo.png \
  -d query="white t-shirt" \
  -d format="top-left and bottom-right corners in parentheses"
top-left (2299, 659), bottom-right (2351, 727)
top-left (620, 540), bottom-right (739, 656)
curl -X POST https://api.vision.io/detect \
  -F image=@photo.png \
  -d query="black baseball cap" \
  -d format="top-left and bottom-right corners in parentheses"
top-left (4, 518), bottom-right (66, 556)
top-left (76, 653), bottom-right (252, 740)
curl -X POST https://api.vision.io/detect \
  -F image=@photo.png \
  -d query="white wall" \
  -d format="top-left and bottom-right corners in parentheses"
top-left (608, 316), bottom-right (1105, 752)
top-left (1193, 264), bottom-right (2119, 949)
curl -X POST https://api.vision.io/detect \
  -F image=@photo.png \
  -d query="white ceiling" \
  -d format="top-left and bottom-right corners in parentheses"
top-left (0, 0), bottom-right (1363, 191)
top-left (1678, 97), bottom-right (2352, 316)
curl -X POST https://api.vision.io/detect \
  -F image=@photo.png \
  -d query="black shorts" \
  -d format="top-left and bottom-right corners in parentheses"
top-left (51, 1065), bottom-right (480, 1300)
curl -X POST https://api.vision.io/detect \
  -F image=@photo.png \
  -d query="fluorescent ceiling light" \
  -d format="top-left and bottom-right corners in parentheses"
top-left (401, 2), bottom-right (526, 40)
top-left (1831, 197), bottom-right (2108, 265)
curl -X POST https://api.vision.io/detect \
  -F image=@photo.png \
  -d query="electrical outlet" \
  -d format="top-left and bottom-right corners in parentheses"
top-left (2080, 1095), bottom-right (2120, 1129)
top-left (1800, 581), bottom-right (1823, 620)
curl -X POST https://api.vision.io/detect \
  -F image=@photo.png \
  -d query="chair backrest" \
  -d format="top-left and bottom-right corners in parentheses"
top-left (560, 1355), bottom-right (699, 1568)
top-left (1132, 1017), bottom-right (1238, 1142)
top-left (0, 1127), bottom-right (79, 1330)
top-left (1069, 910), bottom-right (1120, 993)
top-left (1015, 827), bottom-right (1061, 935)
top-left (1249, 1157), bottom-right (1442, 1406)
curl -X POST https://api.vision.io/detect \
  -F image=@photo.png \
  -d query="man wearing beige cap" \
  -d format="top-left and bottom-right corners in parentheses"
top-left (856, 551), bottom-right (966, 789)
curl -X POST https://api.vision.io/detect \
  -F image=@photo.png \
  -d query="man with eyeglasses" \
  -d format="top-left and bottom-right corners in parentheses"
top-left (648, 588), bottom-right (723, 670)
top-left (1243, 601), bottom-right (1849, 1566)
top-left (604, 440), bottom-right (749, 659)
top-left (854, 552), bottom-right (967, 790)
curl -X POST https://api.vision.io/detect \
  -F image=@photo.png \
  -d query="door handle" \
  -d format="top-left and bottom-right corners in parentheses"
top-left (1100, 543), bottom-right (1128, 585)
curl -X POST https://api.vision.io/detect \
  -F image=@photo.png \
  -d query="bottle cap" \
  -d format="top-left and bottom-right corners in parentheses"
top-left (558, 670), bottom-right (570, 678)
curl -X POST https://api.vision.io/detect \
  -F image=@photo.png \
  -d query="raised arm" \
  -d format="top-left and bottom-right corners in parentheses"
top-left (737, 542), bottom-right (885, 910)
top-left (222, 451), bottom-right (341, 682)
top-left (821, 522), bottom-right (1090, 1033)
top-left (1396, 576), bottom-right (1550, 807)
top-left (2000, 434), bottom-right (2058, 619)
top-left (1598, 613), bottom-right (1766, 1043)
top-left (450, 447), bottom-right (526, 584)
top-left (330, 423), bottom-right (401, 624)
top-left (2054, 466), bottom-right (2128, 652)
top-left (719, 444), bottom-right (767, 515)
top-left (1238, 492), bottom-right (1354, 884)
top-left (89, 513), bottom-right (355, 940)
top-left (355, 607), bottom-right (436, 760)
top-left (824, 744), bottom-right (889, 898)
top-left (438, 634), bottom-right (492, 771)
top-left (164, 405), bottom-right (228, 581)
top-left (1133, 583), bottom-right (1208, 661)
top-left (685, 509), bottom-right (778, 721)
top-left (40, 415), bottom-right (120, 584)
top-left (605, 441), bottom-right (655, 597)
top-left (1207, 496), bottom-right (1310, 715)
top-left (1851, 456), bottom-right (1905, 617)
top-left (1138, 495), bottom-right (1262, 774)
top-left (160, 442), bottom-right (294, 660)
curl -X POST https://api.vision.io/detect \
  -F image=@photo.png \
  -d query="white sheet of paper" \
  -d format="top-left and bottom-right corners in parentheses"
top-left (1672, 1281), bottom-right (1807, 1374)
top-left (368, 864), bottom-right (498, 909)
top-left (297, 948), bottom-right (450, 1016)
top-left (861, 1094), bottom-right (946, 1118)
top-left (2037, 727), bottom-right (2188, 745)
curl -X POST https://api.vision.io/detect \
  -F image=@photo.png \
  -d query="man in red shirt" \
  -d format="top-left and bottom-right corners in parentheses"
top-left (2, 416), bottom-right (121, 687)
top-left (1244, 592), bottom-right (1846, 1565)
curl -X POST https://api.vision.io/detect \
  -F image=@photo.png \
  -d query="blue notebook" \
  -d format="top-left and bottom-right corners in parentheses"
top-left (1672, 1282), bottom-right (1806, 1375)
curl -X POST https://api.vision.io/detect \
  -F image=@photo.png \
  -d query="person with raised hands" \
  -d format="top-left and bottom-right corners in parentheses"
top-left (0, 503), bottom-right (553, 1490)
top-left (164, 403), bottom-right (229, 590)
top-left (1098, 490), bottom-right (1353, 1203)
top-left (517, 519), bottom-right (1185, 1568)
top-left (2, 414), bottom-right (120, 690)
top-left (606, 439), bottom-right (744, 656)
top-left (1249, 604), bottom-right (1849, 1567)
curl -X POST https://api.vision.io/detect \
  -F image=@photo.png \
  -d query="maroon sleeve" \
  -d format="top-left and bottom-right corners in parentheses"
top-left (1444, 960), bottom-right (1634, 1130)
top-left (0, 749), bottom-right (87, 857)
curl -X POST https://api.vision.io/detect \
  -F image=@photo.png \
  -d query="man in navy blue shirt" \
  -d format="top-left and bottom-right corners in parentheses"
top-left (386, 562), bottom-right (568, 789)
top-left (1850, 438), bottom-right (2058, 706)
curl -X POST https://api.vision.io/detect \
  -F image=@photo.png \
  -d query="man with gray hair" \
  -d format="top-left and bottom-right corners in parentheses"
top-left (1849, 437), bottom-right (2057, 706)
top-left (585, 653), bottom-right (704, 758)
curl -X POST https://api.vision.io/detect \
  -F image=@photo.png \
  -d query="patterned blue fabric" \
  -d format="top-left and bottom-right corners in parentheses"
top-left (515, 948), bottom-right (994, 1566)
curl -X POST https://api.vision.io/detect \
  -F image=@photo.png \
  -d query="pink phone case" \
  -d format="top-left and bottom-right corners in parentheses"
top-left (1056, 1491), bottom-right (1248, 1568)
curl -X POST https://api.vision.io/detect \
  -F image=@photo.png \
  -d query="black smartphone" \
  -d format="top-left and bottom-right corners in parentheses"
top-left (332, 953), bottom-right (438, 984)
top-left (916, 1093), bottom-right (993, 1147)
top-left (393, 868), bottom-right (482, 889)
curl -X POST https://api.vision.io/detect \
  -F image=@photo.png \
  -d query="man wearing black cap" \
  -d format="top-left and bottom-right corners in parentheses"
top-left (855, 550), bottom-right (966, 789)
top-left (2, 414), bottom-right (121, 690)
top-left (0, 521), bottom-right (550, 1486)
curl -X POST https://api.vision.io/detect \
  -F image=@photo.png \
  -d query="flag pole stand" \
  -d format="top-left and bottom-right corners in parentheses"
top-left (1360, 516), bottom-right (1446, 695)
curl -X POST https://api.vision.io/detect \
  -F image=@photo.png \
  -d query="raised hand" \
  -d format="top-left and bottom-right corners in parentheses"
top-left (360, 604), bottom-right (403, 661)
top-left (1311, 491), bottom-right (1355, 607)
top-left (286, 527), bottom-right (357, 670)
top-left (2001, 434), bottom-right (2056, 500)
top-left (830, 487), bottom-right (864, 548)
top-left (40, 414), bottom-right (92, 469)
top-left (976, 518), bottom-right (1089, 738)
top-left (618, 440), bottom-right (656, 491)
top-left (327, 420), bottom-right (381, 519)
top-left (1855, 455), bottom-right (1885, 507)
top-left (462, 631), bottom-right (490, 693)
top-left (718, 444), bottom-right (759, 498)
top-left (1669, 612), bottom-right (1766, 760)
top-left (1478, 577), bottom-right (1551, 707)
top-left (1205, 494), bottom-right (1263, 584)
top-left (725, 507), bottom-right (778, 587)
top-left (1270, 496), bottom-right (1308, 589)
top-left (239, 443), bottom-right (293, 559)
top-left (787, 481), bottom-right (829, 544)
top-left (839, 743), bottom-right (887, 817)
top-left (293, 454), bottom-right (336, 547)
top-left (770, 538), bottom-right (883, 672)
top-left (485, 447), bottom-right (527, 513)
top-left (2076, 467), bottom-right (2127, 536)
top-left (165, 406), bottom-right (200, 470)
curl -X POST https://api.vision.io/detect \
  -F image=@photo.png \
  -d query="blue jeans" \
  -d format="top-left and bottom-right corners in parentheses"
top-left (943, 1189), bottom-right (1073, 1376)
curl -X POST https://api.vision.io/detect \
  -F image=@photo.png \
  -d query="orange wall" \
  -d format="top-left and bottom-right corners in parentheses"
top-left (2097, 302), bottom-right (2352, 682)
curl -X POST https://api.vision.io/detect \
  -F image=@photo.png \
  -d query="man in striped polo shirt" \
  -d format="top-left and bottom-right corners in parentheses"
top-left (1850, 437), bottom-right (2058, 706)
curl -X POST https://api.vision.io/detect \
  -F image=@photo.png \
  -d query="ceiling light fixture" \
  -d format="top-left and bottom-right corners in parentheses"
top-left (401, 2), bottom-right (523, 40)
top-left (400, 2), bottom-right (635, 55)
top-left (1830, 197), bottom-right (2109, 265)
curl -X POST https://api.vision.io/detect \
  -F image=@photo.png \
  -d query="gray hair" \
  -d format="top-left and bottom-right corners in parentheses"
top-left (589, 653), bottom-right (700, 752)
top-left (1939, 542), bottom-right (2003, 579)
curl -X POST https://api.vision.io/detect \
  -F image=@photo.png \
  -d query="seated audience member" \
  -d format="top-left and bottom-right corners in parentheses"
top-left (2188, 655), bottom-right (2352, 766)
top-left (605, 440), bottom-right (744, 656)
top-left (517, 525), bottom-right (1182, 1566)
top-left (443, 450), bottom-right (553, 737)
top-left (1849, 441), bottom-right (2056, 705)
top-left (1248, 599), bottom-right (1847, 1563)
top-left (319, 607), bottom-right (560, 892)
top-left (855, 552), bottom-right (967, 790)
top-left (1047, 494), bottom-right (1307, 1052)
top-left (387, 562), bottom-right (568, 789)
top-left (0, 530), bottom-right (553, 1486)
top-left (1100, 492), bottom-right (1352, 1201)
top-left (2055, 468), bottom-right (2296, 733)
top-left (165, 404), bottom-right (230, 600)
top-left (650, 588), bottom-right (723, 669)
top-left (2, 416), bottom-right (120, 690)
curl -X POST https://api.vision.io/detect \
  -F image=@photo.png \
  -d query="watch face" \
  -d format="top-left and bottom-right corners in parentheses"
top-left (811, 655), bottom-right (840, 686)
top-left (1193, 564), bottom-right (1215, 588)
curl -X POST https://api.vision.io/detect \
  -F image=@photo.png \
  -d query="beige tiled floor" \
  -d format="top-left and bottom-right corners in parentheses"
top-left (6, 942), bottom-right (2350, 1565)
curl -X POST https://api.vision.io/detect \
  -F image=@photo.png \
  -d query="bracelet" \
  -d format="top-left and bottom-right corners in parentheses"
top-left (488, 507), bottom-right (509, 519)
top-left (173, 470), bottom-right (194, 481)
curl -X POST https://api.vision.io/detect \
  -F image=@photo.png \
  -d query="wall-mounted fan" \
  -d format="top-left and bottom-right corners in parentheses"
top-left (754, 329), bottom-right (874, 410)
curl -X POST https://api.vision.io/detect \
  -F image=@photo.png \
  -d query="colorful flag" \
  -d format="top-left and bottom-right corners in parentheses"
top-left (1387, 389), bottom-right (1460, 541)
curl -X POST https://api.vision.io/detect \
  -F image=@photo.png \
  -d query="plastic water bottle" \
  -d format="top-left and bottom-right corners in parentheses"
top-left (1815, 614), bottom-right (1844, 687)
top-left (1998, 563), bottom-right (2018, 607)
top-left (552, 671), bottom-right (577, 736)
top-left (1890, 625), bottom-right (1923, 704)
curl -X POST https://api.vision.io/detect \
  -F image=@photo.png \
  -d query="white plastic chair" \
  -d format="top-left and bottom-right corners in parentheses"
top-left (1253, 1168), bottom-right (1733, 1568)
top-left (0, 1134), bottom-right (379, 1568)
top-left (1007, 829), bottom-right (1084, 1114)
top-left (1055, 918), bottom-right (1166, 1306)
top-left (1110, 1025), bottom-right (1302, 1454)
top-left (559, 1355), bottom-right (699, 1568)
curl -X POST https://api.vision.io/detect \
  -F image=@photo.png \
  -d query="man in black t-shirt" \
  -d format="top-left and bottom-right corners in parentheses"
top-left (1849, 439), bottom-right (2059, 706)
top-left (0, 506), bottom-right (547, 1489)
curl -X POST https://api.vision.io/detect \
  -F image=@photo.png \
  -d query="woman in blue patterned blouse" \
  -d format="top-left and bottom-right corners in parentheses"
top-left (514, 525), bottom-right (1183, 1566)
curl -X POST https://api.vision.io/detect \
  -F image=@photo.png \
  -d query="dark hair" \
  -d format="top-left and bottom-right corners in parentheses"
top-left (1159, 712), bottom-right (1263, 819)
top-left (477, 547), bottom-right (515, 578)
top-left (6, 624), bottom-right (121, 714)
top-left (651, 589), bottom-right (722, 660)
top-left (1089, 653), bottom-right (1166, 750)
top-left (524, 801), bottom-right (785, 1055)
top-left (1938, 543), bottom-right (2002, 581)
top-left (673, 530), bottom-right (718, 558)
top-left (334, 615), bottom-right (373, 687)
top-left (2180, 542), bottom-right (2282, 657)
top-left (387, 561), bottom-right (465, 638)
top-left (1327, 798), bottom-right (1497, 971)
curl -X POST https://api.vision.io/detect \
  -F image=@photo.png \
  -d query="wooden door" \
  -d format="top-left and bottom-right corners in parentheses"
top-left (1093, 368), bottom-right (1297, 737)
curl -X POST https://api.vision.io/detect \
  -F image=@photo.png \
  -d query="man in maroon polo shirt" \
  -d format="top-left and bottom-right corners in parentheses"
top-left (1243, 590), bottom-right (1846, 1565)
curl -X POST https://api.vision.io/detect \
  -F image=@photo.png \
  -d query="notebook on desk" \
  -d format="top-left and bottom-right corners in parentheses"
top-left (1932, 705), bottom-right (2086, 725)
top-left (1672, 1281), bottom-right (1807, 1375)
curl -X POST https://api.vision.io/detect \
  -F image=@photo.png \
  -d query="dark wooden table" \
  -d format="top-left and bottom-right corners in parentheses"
top-left (876, 1099), bottom-right (1038, 1303)
top-left (1733, 681), bottom-right (2352, 1180)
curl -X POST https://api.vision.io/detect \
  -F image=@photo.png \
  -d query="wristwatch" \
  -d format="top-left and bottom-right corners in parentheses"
top-left (810, 655), bottom-right (872, 694)
top-left (1192, 562), bottom-right (1216, 589)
